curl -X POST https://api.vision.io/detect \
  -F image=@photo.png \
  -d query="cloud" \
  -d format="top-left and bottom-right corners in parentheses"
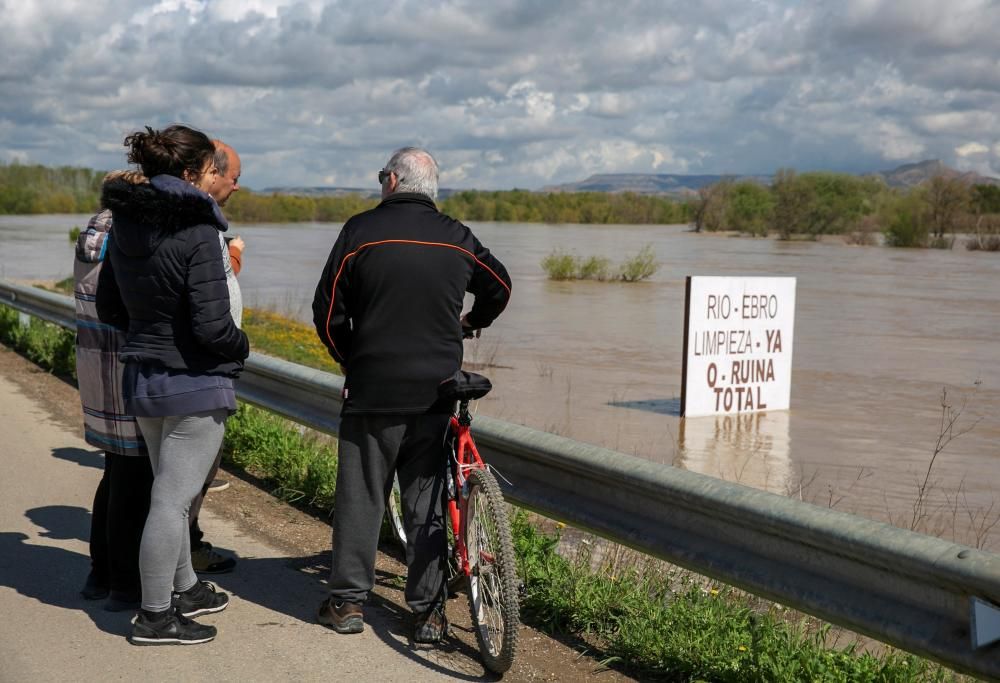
top-left (1, 0), bottom-right (999, 188)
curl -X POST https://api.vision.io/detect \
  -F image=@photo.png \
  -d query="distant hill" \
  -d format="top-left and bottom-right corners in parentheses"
top-left (541, 173), bottom-right (773, 196)
top-left (544, 160), bottom-right (999, 196)
top-left (868, 159), bottom-right (1000, 189)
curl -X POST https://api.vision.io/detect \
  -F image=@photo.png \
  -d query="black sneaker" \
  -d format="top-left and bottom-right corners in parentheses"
top-left (130, 608), bottom-right (216, 646)
top-left (413, 603), bottom-right (448, 643)
top-left (316, 597), bottom-right (364, 634)
top-left (173, 580), bottom-right (229, 618)
top-left (191, 542), bottom-right (237, 574)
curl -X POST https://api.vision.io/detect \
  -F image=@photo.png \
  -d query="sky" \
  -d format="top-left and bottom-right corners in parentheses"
top-left (2, 0), bottom-right (999, 190)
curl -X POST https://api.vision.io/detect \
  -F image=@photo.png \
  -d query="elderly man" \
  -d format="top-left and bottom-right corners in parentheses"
top-left (312, 147), bottom-right (511, 642)
top-left (186, 139), bottom-right (244, 574)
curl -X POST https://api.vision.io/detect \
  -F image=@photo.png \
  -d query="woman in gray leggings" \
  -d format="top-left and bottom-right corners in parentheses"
top-left (97, 124), bottom-right (249, 645)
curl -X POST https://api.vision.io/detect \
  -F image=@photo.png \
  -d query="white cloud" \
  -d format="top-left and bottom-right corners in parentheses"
top-left (1, 0), bottom-right (999, 188)
top-left (955, 142), bottom-right (989, 157)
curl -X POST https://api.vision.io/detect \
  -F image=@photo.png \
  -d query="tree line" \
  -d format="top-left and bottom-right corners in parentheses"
top-left (0, 163), bottom-right (103, 214)
top-left (4, 161), bottom-right (999, 248)
top-left (0, 162), bottom-right (691, 225)
top-left (223, 188), bottom-right (692, 225)
top-left (692, 170), bottom-right (1000, 248)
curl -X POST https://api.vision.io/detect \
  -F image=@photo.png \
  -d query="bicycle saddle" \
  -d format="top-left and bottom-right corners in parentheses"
top-left (438, 370), bottom-right (492, 401)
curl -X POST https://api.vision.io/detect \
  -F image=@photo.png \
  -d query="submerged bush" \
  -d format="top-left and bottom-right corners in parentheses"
top-left (619, 244), bottom-right (659, 282)
top-left (578, 255), bottom-right (613, 281)
top-left (541, 245), bottom-right (658, 283)
top-left (540, 250), bottom-right (579, 280)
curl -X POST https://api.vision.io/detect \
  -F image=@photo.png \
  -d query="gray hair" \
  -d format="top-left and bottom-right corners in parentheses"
top-left (383, 147), bottom-right (439, 199)
top-left (213, 143), bottom-right (230, 175)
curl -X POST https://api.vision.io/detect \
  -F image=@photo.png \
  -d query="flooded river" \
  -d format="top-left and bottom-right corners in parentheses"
top-left (5, 214), bottom-right (1000, 548)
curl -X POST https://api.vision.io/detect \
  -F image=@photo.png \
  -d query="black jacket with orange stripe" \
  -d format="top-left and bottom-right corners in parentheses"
top-left (312, 193), bottom-right (512, 415)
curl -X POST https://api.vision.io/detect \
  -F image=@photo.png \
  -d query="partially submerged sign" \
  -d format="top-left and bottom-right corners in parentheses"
top-left (681, 276), bottom-right (796, 417)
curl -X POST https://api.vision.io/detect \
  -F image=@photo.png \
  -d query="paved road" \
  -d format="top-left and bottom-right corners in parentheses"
top-left (0, 372), bottom-right (479, 682)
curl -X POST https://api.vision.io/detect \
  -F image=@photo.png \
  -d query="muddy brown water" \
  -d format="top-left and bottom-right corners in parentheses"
top-left (7, 214), bottom-right (1000, 548)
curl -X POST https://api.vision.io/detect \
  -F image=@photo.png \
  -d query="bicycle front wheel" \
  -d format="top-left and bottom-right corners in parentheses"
top-left (463, 467), bottom-right (520, 674)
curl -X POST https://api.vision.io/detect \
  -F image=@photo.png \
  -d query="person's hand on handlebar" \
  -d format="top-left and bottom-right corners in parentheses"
top-left (460, 313), bottom-right (481, 339)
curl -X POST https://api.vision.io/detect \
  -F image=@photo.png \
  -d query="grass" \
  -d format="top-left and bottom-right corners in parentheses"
top-left (0, 299), bottom-right (969, 682)
top-left (515, 518), bottom-right (954, 681)
top-left (0, 306), bottom-right (76, 378)
top-left (242, 307), bottom-right (341, 374)
top-left (225, 403), bottom-right (338, 510)
top-left (541, 244), bottom-right (659, 282)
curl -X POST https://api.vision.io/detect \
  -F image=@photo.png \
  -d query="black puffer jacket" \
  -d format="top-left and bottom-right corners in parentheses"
top-left (313, 193), bottom-right (511, 414)
top-left (96, 174), bottom-right (249, 376)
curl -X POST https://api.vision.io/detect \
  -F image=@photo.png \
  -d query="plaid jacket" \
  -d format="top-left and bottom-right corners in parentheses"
top-left (74, 209), bottom-right (147, 456)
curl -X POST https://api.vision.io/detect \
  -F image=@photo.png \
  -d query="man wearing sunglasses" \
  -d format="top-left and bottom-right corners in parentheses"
top-left (313, 147), bottom-right (511, 644)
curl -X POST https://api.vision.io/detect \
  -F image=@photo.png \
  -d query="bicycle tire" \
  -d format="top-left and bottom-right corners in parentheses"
top-left (386, 473), bottom-right (407, 550)
top-left (463, 467), bottom-right (520, 674)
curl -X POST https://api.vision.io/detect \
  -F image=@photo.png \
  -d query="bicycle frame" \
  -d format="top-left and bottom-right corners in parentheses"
top-left (446, 399), bottom-right (486, 579)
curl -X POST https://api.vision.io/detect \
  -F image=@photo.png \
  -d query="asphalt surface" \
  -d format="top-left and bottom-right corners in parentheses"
top-left (0, 371), bottom-right (476, 682)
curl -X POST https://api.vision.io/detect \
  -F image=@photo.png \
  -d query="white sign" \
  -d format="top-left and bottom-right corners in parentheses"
top-left (681, 276), bottom-right (796, 418)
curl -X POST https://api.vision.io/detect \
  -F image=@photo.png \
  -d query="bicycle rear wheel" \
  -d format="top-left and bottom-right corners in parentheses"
top-left (386, 473), bottom-right (406, 550)
top-left (463, 467), bottom-right (519, 674)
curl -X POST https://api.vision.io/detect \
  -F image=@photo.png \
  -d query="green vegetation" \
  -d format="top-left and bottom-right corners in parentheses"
top-left (224, 192), bottom-right (378, 223)
top-left (6, 161), bottom-right (999, 249)
top-left (619, 244), bottom-right (659, 282)
top-left (242, 308), bottom-right (341, 374)
top-left (540, 251), bottom-right (583, 280)
top-left (213, 188), bottom-right (692, 225)
top-left (0, 162), bottom-right (691, 225)
top-left (515, 518), bottom-right (953, 681)
top-left (541, 245), bottom-right (659, 282)
top-left (0, 163), bottom-right (103, 214)
top-left (694, 169), bottom-right (1000, 249)
top-left (442, 189), bottom-right (689, 224)
top-left (0, 306), bottom-right (76, 378)
top-left (225, 404), bottom-right (339, 509)
top-left (0, 300), bottom-right (968, 681)
top-left (69, 226), bottom-right (81, 243)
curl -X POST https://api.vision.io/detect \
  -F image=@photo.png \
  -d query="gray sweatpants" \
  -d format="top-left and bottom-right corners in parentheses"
top-left (136, 410), bottom-right (227, 611)
top-left (329, 414), bottom-right (450, 613)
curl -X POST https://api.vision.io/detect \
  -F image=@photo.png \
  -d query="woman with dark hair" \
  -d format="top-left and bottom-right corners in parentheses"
top-left (97, 124), bottom-right (249, 645)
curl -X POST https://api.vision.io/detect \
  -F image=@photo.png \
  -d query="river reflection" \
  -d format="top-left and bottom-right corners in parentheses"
top-left (5, 214), bottom-right (1000, 548)
top-left (677, 411), bottom-right (791, 495)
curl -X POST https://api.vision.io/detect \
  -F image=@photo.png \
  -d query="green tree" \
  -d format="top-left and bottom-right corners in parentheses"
top-left (924, 175), bottom-right (970, 241)
top-left (726, 181), bottom-right (774, 236)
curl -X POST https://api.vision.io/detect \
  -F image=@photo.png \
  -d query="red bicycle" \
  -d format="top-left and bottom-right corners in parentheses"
top-left (387, 370), bottom-right (520, 674)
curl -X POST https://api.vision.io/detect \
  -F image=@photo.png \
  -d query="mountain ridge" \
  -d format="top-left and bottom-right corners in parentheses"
top-left (544, 159), bottom-right (1000, 196)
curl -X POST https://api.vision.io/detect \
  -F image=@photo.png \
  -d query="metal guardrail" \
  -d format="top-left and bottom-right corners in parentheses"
top-left (2, 279), bottom-right (999, 680)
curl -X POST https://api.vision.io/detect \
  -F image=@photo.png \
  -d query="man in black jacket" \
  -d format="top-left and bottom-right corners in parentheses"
top-left (312, 147), bottom-right (511, 643)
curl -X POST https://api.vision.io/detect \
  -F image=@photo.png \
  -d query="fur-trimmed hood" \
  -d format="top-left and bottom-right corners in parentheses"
top-left (101, 173), bottom-right (228, 258)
